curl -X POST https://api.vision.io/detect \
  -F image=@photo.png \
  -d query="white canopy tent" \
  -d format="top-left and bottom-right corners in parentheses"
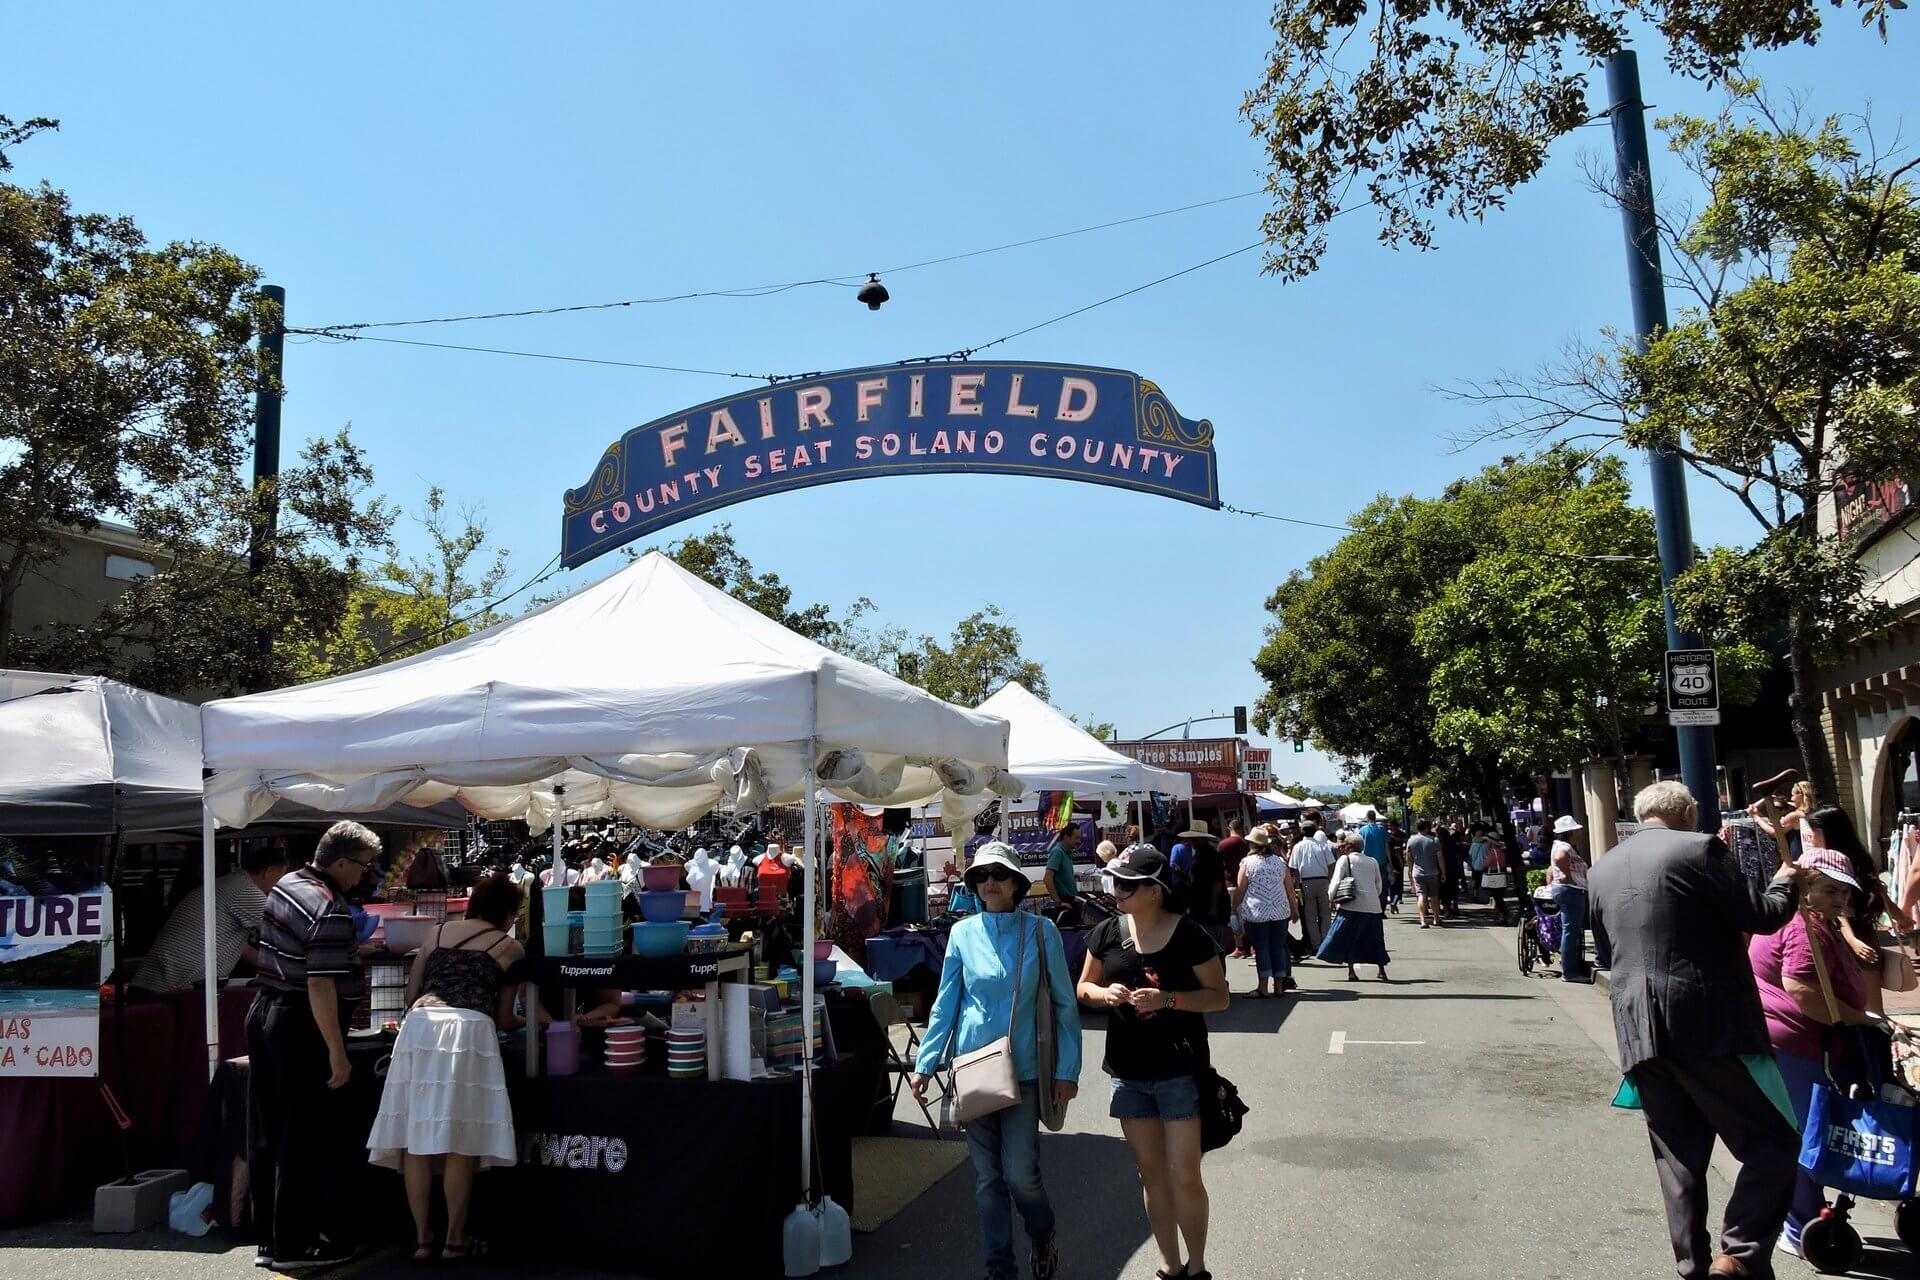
top-left (1338, 801), bottom-right (1378, 825)
top-left (199, 551), bottom-right (1015, 1199)
top-left (1251, 788), bottom-right (1312, 816)
top-left (0, 671), bottom-right (204, 835)
top-left (0, 670), bottom-right (472, 837)
top-left (975, 681), bottom-right (1191, 800)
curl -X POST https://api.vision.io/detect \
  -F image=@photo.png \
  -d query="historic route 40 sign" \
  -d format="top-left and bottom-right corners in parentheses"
top-left (1665, 648), bottom-right (1721, 727)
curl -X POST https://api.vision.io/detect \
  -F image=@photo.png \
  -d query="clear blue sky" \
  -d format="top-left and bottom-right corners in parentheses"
top-left (8, 7), bottom-right (1915, 786)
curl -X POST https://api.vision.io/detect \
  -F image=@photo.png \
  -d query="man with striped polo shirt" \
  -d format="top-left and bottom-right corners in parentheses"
top-left (247, 821), bottom-right (378, 1271)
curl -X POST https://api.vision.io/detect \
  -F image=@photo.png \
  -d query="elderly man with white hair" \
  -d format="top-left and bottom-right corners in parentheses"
top-left (1588, 780), bottom-right (1805, 1280)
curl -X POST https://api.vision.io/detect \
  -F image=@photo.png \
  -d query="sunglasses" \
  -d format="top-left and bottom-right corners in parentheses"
top-left (974, 866), bottom-right (1019, 884)
top-left (1111, 878), bottom-right (1162, 896)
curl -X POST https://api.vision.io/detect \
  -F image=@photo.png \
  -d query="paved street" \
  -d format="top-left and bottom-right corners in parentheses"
top-left (6, 903), bottom-right (1918, 1279)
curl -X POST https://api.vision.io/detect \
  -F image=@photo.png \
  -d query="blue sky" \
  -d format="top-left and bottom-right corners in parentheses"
top-left (8, 6), bottom-right (1915, 787)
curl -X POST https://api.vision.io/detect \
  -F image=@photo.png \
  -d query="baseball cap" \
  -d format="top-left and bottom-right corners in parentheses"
top-left (1107, 844), bottom-right (1174, 891)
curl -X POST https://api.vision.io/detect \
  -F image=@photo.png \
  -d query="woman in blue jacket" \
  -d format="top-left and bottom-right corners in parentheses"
top-left (911, 842), bottom-right (1083, 1280)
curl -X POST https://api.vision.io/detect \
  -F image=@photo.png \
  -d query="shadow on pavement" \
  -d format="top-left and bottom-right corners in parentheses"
top-left (840, 1129), bottom-right (1149, 1280)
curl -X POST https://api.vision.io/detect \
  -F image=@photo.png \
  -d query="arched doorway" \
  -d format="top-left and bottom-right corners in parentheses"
top-left (1882, 716), bottom-right (1920, 840)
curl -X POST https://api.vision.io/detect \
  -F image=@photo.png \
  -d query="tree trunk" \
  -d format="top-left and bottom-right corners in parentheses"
top-left (1786, 606), bottom-right (1841, 809)
top-left (0, 548), bottom-right (33, 668)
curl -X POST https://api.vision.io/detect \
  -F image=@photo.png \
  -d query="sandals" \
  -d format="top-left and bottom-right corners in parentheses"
top-left (1156, 1268), bottom-right (1187, 1280)
top-left (412, 1243), bottom-right (436, 1265)
top-left (442, 1239), bottom-right (489, 1262)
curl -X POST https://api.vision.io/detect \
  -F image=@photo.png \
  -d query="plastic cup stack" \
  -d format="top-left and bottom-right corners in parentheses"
top-left (583, 880), bottom-right (624, 955)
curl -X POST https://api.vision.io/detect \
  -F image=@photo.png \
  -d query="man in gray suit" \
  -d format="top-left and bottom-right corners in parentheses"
top-left (1589, 780), bottom-right (1804, 1279)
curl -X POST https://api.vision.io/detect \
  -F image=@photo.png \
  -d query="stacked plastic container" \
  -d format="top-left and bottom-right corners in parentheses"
top-left (666, 1025), bottom-right (706, 1078)
top-left (542, 885), bottom-right (571, 955)
top-left (583, 880), bottom-right (623, 955)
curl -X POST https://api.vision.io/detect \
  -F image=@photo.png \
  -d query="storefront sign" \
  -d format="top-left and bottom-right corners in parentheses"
top-left (562, 361), bottom-right (1219, 568)
top-left (1108, 738), bottom-right (1242, 772)
top-left (1834, 473), bottom-right (1913, 545)
top-left (0, 889), bottom-right (109, 1077)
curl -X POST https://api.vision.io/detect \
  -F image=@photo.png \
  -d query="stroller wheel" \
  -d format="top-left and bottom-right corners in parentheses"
top-left (1517, 917), bottom-right (1536, 976)
top-left (1800, 1213), bottom-right (1864, 1274)
top-left (1897, 1197), bottom-right (1920, 1251)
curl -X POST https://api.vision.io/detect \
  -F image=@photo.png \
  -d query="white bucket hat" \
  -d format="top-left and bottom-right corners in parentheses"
top-left (1552, 815), bottom-right (1584, 835)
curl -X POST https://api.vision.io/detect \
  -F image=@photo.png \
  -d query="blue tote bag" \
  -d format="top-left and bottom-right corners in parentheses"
top-left (1795, 916), bottom-right (1918, 1198)
top-left (1799, 1082), bottom-right (1917, 1199)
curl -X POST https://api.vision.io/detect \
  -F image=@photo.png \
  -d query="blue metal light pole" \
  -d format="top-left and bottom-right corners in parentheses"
top-left (1606, 50), bottom-right (1721, 832)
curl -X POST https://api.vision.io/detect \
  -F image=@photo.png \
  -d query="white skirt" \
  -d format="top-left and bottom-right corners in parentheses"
top-left (367, 1004), bottom-right (517, 1170)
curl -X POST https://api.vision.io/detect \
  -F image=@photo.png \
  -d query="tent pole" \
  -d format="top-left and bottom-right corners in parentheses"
top-left (801, 743), bottom-right (818, 1201)
top-left (201, 800), bottom-right (220, 1082)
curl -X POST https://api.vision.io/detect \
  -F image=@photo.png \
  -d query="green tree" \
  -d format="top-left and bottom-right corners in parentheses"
top-left (3, 116), bottom-right (267, 666)
top-left (282, 485), bottom-right (510, 678)
top-left (1254, 450), bottom-right (1758, 825)
top-left (1241, 0), bottom-right (1902, 280)
top-left (1071, 716), bottom-right (1116, 742)
top-left (1456, 90), bottom-right (1920, 802)
top-left (892, 607), bottom-right (1049, 707)
top-left (24, 428), bottom-right (393, 695)
top-left (649, 524), bottom-right (839, 643)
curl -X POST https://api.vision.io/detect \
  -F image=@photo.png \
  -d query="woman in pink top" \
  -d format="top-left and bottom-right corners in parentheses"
top-left (1749, 848), bottom-right (1875, 1256)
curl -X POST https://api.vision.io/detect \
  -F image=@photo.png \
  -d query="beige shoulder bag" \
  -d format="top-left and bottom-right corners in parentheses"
top-left (939, 915), bottom-right (1026, 1128)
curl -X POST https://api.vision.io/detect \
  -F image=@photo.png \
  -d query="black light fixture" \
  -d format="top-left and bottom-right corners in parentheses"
top-left (856, 273), bottom-right (890, 311)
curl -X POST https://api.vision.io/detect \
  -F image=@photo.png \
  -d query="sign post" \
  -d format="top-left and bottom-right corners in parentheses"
top-left (1664, 648), bottom-right (1721, 728)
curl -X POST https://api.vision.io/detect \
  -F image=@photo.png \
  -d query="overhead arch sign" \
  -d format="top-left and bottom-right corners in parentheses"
top-left (561, 360), bottom-right (1219, 568)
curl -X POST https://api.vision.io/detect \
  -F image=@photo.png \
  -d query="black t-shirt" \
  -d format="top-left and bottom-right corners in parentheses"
top-left (1087, 914), bottom-right (1221, 1081)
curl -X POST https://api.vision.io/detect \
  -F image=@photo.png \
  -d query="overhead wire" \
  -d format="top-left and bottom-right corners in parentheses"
top-left (361, 550), bottom-right (564, 665)
top-left (288, 189), bottom-right (1266, 337)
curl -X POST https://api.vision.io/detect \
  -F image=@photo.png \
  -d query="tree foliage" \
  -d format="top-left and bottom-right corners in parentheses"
top-left (1, 120), bottom-right (394, 693)
top-left (650, 524), bottom-right (839, 644)
top-left (1453, 89), bottom-right (1920, 801)
top-left (283, 486), bottom-right (508, 679)
top-left (1240, 0), bottom-right (1902, 279)
top-left (1252, 450), bottom-right (1761, 807)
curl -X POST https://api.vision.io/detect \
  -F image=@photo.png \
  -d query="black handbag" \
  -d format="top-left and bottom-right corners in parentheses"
top-left (1197, 1066), bottom-right (1249, 1152)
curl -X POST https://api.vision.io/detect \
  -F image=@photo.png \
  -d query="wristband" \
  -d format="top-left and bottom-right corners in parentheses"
top-left (1167, 990), bottom-right (1179, 1012)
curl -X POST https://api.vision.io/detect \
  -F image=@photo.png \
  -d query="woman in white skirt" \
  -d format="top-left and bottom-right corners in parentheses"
top-left (368, 874), bottom-right (525, 1262)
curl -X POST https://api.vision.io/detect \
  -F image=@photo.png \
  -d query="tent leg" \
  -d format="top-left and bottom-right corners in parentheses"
top-left (801, 745), bottom-right (818, 1202)
top-left (202, 802), bottom-right (220, 1082)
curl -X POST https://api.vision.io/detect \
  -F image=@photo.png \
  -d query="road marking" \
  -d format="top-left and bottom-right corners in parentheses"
top-left (1328, 1030), bottom-right (1425, 1054)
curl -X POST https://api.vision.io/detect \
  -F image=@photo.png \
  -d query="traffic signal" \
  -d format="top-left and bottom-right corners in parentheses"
top-left (1294, 739), bottom-right (1305, 753)
top-left (1233, 705), bottom-right (1247, 735)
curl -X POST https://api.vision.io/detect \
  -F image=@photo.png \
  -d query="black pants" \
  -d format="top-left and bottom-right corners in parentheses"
top-left (1634, 1054), bottom-right (1799, 1279)
top-left (246, 990), bottom-right (343, 1257)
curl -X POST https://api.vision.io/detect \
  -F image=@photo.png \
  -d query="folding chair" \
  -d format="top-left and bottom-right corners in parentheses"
top-left (870, 990), bottom-right (945, 1137)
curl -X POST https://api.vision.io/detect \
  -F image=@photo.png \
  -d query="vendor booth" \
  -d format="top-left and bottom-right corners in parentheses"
top-left (196, 552), bottom-right (1015, 1274)
top-left (1253, 789), bottom-right (1312, 817)
top-left (0, 672), bottom-right (465, 1224)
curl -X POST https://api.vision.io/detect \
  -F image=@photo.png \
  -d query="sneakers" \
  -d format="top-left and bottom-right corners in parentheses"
top-left (272, 1239), bottom-right (354, 1271)
top-left (254, 1246), bottom-right (274, 1270)
top-left (1031, 1229), bottom-right (1059, 1280)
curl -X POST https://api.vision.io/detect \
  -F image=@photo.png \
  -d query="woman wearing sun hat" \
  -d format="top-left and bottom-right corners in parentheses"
top-left (909, 842), bottom-right (1082, 1280)
top-left (1749, 845), bottom-right (1878, 1256)
top-left (1546, 815), bottom-right (1593, 983)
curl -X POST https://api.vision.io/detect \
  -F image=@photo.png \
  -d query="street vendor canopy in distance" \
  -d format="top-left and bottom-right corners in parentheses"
top-left (561, 359), bottom-right (1219, 568)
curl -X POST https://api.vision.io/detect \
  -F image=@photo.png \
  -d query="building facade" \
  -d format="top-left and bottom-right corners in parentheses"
top-left (1819, 477), bottom-right (1920, 848)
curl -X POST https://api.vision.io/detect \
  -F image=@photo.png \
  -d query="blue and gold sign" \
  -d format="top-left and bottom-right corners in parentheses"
top-left (561, 360), bottom-right (1219, 568)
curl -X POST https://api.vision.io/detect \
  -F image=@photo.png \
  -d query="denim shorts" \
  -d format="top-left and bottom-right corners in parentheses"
top-left (1108, 1073), bottom-right (1201, 1121)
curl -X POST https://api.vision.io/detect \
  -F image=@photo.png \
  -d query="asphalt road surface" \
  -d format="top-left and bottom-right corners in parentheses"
top-left (7, 903), bottom-right (1918, 1278)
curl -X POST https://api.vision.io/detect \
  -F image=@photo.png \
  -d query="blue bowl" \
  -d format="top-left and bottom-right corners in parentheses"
top-left (638, 891), bottom-right (684, 923)
top-left (631, 921), bottom-right (691, 957)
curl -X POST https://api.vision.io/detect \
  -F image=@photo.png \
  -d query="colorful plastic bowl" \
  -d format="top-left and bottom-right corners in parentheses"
top-left (638, 891), bottom-right (684, 924)
top-left (631, 921), bottom-right (691, 957)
